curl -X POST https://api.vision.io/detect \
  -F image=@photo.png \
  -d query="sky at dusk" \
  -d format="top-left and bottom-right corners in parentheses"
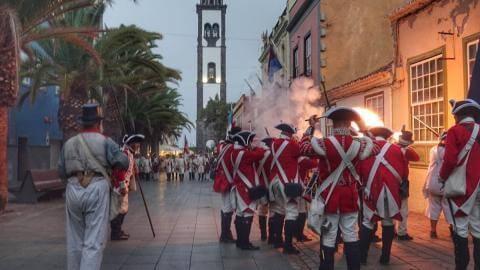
top-left (104, 0), bottom-right (286, 146)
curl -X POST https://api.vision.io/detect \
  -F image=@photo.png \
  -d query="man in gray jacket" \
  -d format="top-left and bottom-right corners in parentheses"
top-left (58, 103), bottom-right (129, 270)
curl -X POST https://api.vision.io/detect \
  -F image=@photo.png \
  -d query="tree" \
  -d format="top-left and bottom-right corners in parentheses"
top-left (0, 0), bottom-right (111, 213)
top-left (200, 95), bottom-right (231, 144)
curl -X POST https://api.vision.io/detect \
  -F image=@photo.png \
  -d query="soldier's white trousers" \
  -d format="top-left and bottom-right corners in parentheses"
top-left (397, 198), bottom-right (409, 236)
top-left (270, 180), bottom-right (299, 221)
top-left (322, 212), bottom-right (358, 248)
top-left (66, 178), bottom-right (110, 270)
top-left (221, 189), bottom-right (234, 213)
top-left (454, 188), bottom-right (480, 239)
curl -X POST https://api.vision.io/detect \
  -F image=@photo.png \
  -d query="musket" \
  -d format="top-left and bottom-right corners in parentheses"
top-left (412, 115), bottom-right (440, 137)
top-left (320, 80), bottom-right (332, 110)
top-left (264, 127), bottom-right (271, 137)
top-left (108, 77), bottom-right (156, 238)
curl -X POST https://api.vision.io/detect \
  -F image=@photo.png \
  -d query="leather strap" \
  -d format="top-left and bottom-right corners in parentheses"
top-left (271, 140), bottom-right (297, 184)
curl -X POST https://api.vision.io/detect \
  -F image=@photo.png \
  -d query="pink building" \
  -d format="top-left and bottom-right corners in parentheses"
top-left (287, 0), bottom-right (321, 84)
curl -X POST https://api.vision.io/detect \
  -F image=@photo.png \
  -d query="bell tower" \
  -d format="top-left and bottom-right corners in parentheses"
top-left (196, 0), bottom-right (227, 150)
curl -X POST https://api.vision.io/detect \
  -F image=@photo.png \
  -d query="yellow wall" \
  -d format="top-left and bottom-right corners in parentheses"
top-left (321, 0), bottom-right (406, 90)
top-left (393, 0), bottom-right (480, 213)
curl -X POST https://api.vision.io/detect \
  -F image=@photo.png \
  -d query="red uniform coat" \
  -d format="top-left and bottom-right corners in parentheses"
top-left (112, 148), bottom-right (137, 193)
top-left (213, 142), bottom-right (234, 193)
top-left (270, 137), bottom-right (301, 185)
top-left (231, 146), bottom-right (266, 213)
top-left (359, 140), bottom-right (407, 222)
top-left (399, 146), bottom-right (420, 178)
top-left (256, 149), bottom-right (273, 187)
top-left (301, 134), bottom-right (374, 214)
top-left (440, 119), bottom-right (480, 216)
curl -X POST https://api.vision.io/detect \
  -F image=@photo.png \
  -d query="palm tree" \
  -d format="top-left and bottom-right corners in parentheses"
top-left (0, 0), bottom-right (109, 212)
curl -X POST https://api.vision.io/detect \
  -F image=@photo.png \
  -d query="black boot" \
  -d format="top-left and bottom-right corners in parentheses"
top-left (268, 216), bottom-right (275, 244)
top-left (118, 213), bottom-right (129, 238)
top-left (344, 241), bottom-right (360, 270)
top-left (379, 226), bottom-right (395, 265)
top-left (235, 216), bottom-right (242, 248)
top-left (220, 212), bottom-right (235, 243)
top-left (274, 214), bottom-right (285, 248)
top-left (454, 234), bottom-right (470, 270)
top-left (474, 237), bottom-right (480, 270)
top-left (111, 214), bottom-right (128, 241)
top-left (319, 245), bottom-right (335, 270)
top-left (259, 216), bottom-right (267, 241)
top-left (359, 225), bottom-right (373, 265)
top-left (283, 220), bottom-right (300, 254)
top-left (296, 213), bottom-right (312, 242)
top-left (240, 216), bottom-right (260, 250)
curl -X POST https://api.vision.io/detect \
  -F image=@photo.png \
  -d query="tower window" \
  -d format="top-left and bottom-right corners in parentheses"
top-left (204, 23), bottom-right (212, 39)
top-left (212, 24), bottom-right (219, 38)
top-left (208, 63), bottom-right (216, 83)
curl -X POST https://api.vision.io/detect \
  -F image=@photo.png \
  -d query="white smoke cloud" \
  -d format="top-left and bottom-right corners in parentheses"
top-left (241, 77), bottom-right (323, 139)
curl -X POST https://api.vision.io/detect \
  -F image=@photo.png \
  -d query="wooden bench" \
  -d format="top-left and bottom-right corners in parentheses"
top-left (10, 170), bottom-right (65, 203)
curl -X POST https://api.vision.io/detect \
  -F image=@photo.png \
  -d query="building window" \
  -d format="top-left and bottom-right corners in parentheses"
top-left (304, 34), bottom-right (312, 76)
top-left (207, 62), bottom-right (216, 83)
top-left (410, 54), bottom-right (444, 143)
top-left (365, 92), bottom-right (384, 121)
top-left (293, 47), bottom-right (299, 78)
top-left (204, 23), bottom-right (212, 38)
top-left (467, 39), bottom-right (479, 88)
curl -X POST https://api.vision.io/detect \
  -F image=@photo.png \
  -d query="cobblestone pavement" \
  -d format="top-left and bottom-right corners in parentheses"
top-left (0, 176), bottom-right (468, 269)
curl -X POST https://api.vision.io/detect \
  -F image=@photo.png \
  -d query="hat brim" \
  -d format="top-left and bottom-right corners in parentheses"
top-left (369, 126), bottom-right (393, 139)
top-left (325, 107), bottom-right (361, 122)
top-left (76, 115), bottom-right (104, 125)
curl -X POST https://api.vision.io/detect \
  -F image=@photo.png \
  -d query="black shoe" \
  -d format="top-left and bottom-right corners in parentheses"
top-left (380, 226), bottom-right (395, 265)
top-left (121, 231), bottom-right (130, 238)
top-left (111, 233), bottom-right (129, 241)
top-left (397, 234), bottom-right (413, 241)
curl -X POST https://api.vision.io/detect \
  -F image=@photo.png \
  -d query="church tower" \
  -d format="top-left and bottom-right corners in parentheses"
top-left (196, 0), bottom-right (227, 150)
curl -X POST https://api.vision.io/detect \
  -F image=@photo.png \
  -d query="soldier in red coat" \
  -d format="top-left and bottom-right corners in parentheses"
top-left (269, 123), bottom-right (304, 254)
top-left (300, 107), bottom-right (375, 270)
top-left (213, 127), bottom-right (241, 243)
top-left (358, 127), bottom-right (407, 265)
top-left (296, 156), bottom-right (318, 242)
top-left (439, 99), bottom-right (480, 269)
top-left (395, 126), bottom-right (420, 241)
top-left (256, 137), bottom-right (273, 242)
top-left (230, 131), bottom-right (266, 250)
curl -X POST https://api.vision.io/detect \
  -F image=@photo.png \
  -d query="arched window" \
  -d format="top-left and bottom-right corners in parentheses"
top-left (212, 24), bottom-right (219, 38)
top-left (207, 63), bottom-right (216, 83)
top-left (204, 23), bottom-right (212, 38)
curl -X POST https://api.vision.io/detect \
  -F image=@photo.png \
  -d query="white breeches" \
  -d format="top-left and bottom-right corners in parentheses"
top-left (257, 202), bottom-right (269, 217)
top-left (270, 180), bottom-right (299, 220)
top-left (221, 189), bottom-right (234, 213)
top-left (425, 194), bottom-right (452, 224)
top-left (397, 198), bottom-right (409, 236)
top-left (322, 212), bottom-right (359, 248)
top-left (66, 178), bottom-right (110, 270)
top-left (454, 189), bottom-right (480, 239)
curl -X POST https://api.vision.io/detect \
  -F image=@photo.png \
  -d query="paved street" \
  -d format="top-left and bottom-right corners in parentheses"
top-left (0, 175), bottom-right (467, 270)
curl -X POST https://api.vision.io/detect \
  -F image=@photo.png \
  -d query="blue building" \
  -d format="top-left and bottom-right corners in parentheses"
top-left (7, 82), bottom-right (63, 184)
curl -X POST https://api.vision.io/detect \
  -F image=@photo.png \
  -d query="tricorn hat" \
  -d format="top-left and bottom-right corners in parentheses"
top-left (122, 134), bottom-right (145, 145)
top-left (227, 126), bottom-right (242, 140)
top-left (449, 99), bottom-right (480, 116)
top-left (398, 125), bottom-right (414, 146)
top-left (368, 126), bottom-right (393, 139)
top-left (274, 123), bottom-right (297, 134)
top-left (233, 131), bottom-right (256, 146)
top-left (77, 103), bottom-right (104, 125)
top-left (261, 137), bottom-right (273, 147)
top-left (324, 106), bottom-right (361, 122)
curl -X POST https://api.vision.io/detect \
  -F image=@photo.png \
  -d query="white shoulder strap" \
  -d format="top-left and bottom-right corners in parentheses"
top-left (458, 123), bottom-right (479, 163)
top-left (330, 137), bottom-right (360, 181)
top-left (77, 135), bottom-right (110, 182)
top-left (271, 140), bottom-right (293, 183)
top-left (233, 150), bottom-right (259, 188)
top-left (365, 143), bottom-right (391, 196)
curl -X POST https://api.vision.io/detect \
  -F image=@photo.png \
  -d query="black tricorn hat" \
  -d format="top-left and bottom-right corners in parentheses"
top-left (77, 103), bottom-right (104, 124)
top-left (261, 137), bottom-right (273, 147)
top-left (233, 131), bottom-right (256, 146)
top-left (449, 99), bottom-right (480, 116)
top-left (122, 134), bottom-right (145, 145)
top-left (228, 126), bottom-right (242, 140)
top-left (274, 123), bottom-right (297, 134)
top-left (368, 126), bottom-right (393, 139)
top-left (324, 106), bottom-right (361, 122)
